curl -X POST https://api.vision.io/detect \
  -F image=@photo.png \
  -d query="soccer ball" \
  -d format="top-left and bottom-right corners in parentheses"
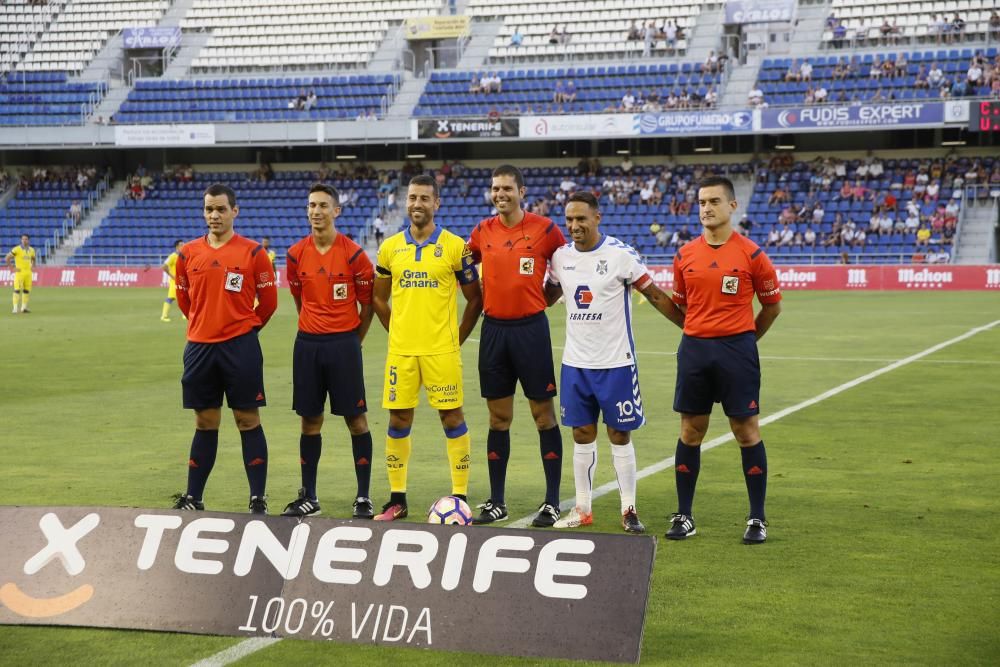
top-left (426, 496), bottom-right (473, 525)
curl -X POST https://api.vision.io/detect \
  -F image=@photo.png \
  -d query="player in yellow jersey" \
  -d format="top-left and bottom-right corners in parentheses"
top-left (371, 174), bottom-right (483, 521)
top-left (261, 236), bottom-right (276, 266)
top-left (160, 239), bottom-right (183, 322)
top-left (6, 234), bottom-right (36, 314)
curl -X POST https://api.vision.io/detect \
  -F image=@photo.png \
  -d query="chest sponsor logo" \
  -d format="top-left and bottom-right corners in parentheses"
top-left (573, 285), bottom-right (594, 310)
top-left (721, 275), bottom-right (739, 295)
top-left (225, 272), bottom-right (244, 292)
top-left (333, 283), bottom-right (349, 300)
top-left (519, 257), bottom-right (535, 275)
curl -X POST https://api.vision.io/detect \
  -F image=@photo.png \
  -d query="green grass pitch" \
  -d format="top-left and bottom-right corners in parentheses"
top-left (1, 288), bottom-right (999, 666)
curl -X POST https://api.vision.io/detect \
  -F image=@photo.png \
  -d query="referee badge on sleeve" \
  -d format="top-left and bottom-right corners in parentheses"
top-left (225, 272), bottom-right (244, 292)
top-left (721, 275), bottom-right (739, 294)
top-left (519, 257), bottom-right (535, 275)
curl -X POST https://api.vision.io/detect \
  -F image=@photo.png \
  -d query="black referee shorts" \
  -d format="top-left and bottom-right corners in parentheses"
top-left (292, 330), bottom-right (367, 417)
top-left (478, 311), bottom-right (558, 401)
top-left (673, 331), bottom-right (761, 418)
top-left (182, 330), bottom-right (266, 410)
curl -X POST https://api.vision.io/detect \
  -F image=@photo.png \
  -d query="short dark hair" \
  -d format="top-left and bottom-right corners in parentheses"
top-left (203, 183), bottom-right (237, 207)
top-left (492, 164), bottom-right (524, 189)
top-left (173, 239), bottom-right (183, 247)
top-left (697, 176), bottom-right (735, 200)
top-left (567, 190), bottom-right (600, 211)
top-left (309, 182), bottom-right (340, 204)
top-left (408, 174), bottom-right (439, 197)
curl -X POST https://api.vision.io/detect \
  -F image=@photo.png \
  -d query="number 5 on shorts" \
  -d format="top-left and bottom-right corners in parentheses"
top-left (388, 365), bottom-right (398, 386)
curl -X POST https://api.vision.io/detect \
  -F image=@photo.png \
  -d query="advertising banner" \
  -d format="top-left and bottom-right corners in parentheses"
top-left (0, 507), bottom-right (656, 663)
top-left (645, 264), bottom-right (1000, 291)
top-left (759, 103), bottom-right (945, 132)
top-left (519, 114), bottom-right (634, 139)
top-left (411, 118), bottom-right (519, 140)
top-left (114, 124), bottom-right (216, 147)
top-left (0, 267), bottom-right (284, 288)
top-left (123, 27), bottom-right (181, 50)
top-left (724, 0), bottom-right (796, 24)
top-left (403, 16), bottom-right (471, 40)
top-left (636, 110), bottom-right (753, 135)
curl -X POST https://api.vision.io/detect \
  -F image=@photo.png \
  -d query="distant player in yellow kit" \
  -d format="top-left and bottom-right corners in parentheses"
top-left (6, 234), bottom-right (36, 314)
top-left (161, 240), bottom-right (183, 322)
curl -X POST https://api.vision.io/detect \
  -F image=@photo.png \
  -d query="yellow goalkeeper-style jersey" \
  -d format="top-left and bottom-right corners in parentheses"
top-left (9, 245), bottom-right (35, 272)
top-left (375, 226), bottom-right (477, 356)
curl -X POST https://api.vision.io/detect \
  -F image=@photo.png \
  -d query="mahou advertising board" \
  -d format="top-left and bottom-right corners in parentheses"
top-left (2, 266), bottom-right (998, 290)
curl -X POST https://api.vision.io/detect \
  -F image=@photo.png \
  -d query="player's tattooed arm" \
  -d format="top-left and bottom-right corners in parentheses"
top-left (639, 282), bottom-right (685, 329)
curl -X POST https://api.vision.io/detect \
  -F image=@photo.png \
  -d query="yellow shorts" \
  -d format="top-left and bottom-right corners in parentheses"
top-left (383, 351), bottom-right (463, 410)
top-left (167, 279), bottom-right (177, 300)
top-left (13, 271), bottom-right (31, 291)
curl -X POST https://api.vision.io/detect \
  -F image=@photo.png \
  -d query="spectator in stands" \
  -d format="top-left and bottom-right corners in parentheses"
top-left (672, 224), bottom-right (692, 247)
top-left (510, 27), bottom-right (523, 47)
top-left (784, 60), bottom-right (801, 82)
top-left (852, 227), bottom-right (867, 248)
top-left (951, 13), bottom-right (966, 42)
top-left (643, 22), bottom-right (657, 57)
top-left (290, 89), bottom-right (307, 110)
top-left (620, 90), bottom-right (637, 111)
top-left (702, 50), bottom-right (719, 74)
top-left (470, 72), bottom-right (482, 94)
top-left (967, 60), bottom-right (984, 87)
top-left (737, 215), bottom-right (754, 236)
top-left (704, 87), bottom-right (718, 108)
top-left (879, 19), bottom-right (900, 45)
top-left (800, 60), bottom-right (813, 82)
top-left (831, 21), bottom-right (847, 48)
top-left (0, 169), bottom-right (8, 190)
top-left (778, 222), bottom-right (795, 247)
top-left (620, 153), bottom-right (633, 174)
top-left (915, 224), bottom-right (931, 246)
top-left (564, 80), bottom-right (577, 104)
top-left (869, 58), bottom-right (883, 80)
top-left (68, 199), bottom-right (82, 225)
top-left (823, 221), bottom-right (843, 247)
top-left (814, 85), bottom-right (828, 104)
top-left (127, 176), bottom-right (145, 201)
top-left (914, 65), bottom-right (930, 89)
top-left (553, 80), bottom-right (566, 103)
top-left (655, 224), bottom-right (670, 248)
top-left (768, 186), bottom-right (789, 206)
top-left (803, 226), bottom-right (817, 248)
top-left (811, 202), bottom-right (825, 226)
top-left (553, 25), bottom-right (569, 45)
top-left (747, 85), bottom-right (765, 108)
top-left (990, 11), bottom-right (1000, 40)
top-left (664, 20), bottom-right (677, 52)
top-left (927, 62), bottom-right (945, 89)
top-left (765, 225), bottom-right (780, 247)
top-left (299, 89), bottom-right (316, 112)
top-left (628, 21), bottom-right (642, 41)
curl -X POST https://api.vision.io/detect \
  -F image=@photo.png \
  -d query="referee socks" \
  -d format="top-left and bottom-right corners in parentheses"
top-left (674, 439), bottom-right (701, 516)
top-left (486, 429), bottom-right (511, 504)
top-left (539, 426), bottom-right (563, 507)
top-left (186, 429), bottom-right (219, 500)
top-left (240, 425), bottom-right (268, 498)
top-left (351, 432), bottom-right (373, 499)
top-left (299, 433), bottom-right (322, 499)
top-left (741, 441), bottom-right (768, 520)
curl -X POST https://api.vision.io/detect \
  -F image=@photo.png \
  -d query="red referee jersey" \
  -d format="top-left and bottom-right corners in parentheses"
top-left (286, 233), bottom-right (373, 334)
top-left (468, 211), bottom-right (565, 319)
top-left (175, 234), bottom-right (278, 343)
top-left (672, 233), bottom-right (782, 338)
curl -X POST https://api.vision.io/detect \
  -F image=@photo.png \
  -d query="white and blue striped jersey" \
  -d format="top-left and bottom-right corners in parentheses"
top-left (549, 235), bottom-right (652, 369)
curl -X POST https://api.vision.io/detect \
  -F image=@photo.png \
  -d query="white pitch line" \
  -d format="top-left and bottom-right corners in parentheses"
top-left (194, 319), bottom-right (999, 664)
top-left (508, 318), bottom-right (1000, 528)
top-left (469, 338), bottom-right (997, 365)
top-left (189, 637), bottom-right (281, 667)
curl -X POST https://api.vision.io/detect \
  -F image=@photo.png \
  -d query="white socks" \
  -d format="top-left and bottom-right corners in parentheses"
top-left (611, 441), bottom-right (637, 513)
top-left (573, 441), bottom-right (597, 513)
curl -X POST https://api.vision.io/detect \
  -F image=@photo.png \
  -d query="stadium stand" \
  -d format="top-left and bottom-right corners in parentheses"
top-left (114, 74), bottom-right (396, 123)
top-left (823, 1), bottom-right (1000, 48)
top-left (71, 169), bottom-right (390, 265)
top-left (757, 47), bottom-right (1000, 106)
top-left (416, 63), bottom-right (722, 117)
top-left (472, 0), bottom-right (705, 61)
top-left (0, 0), bottom-right (63, 75)
top-left (18, 0), bottom-right (168, 74)
top-left (0, 71), bottom-right (108, 126)
top-left (182, 0), bottom-right (439, 72)
top-left (0, 165), bottom-right (109, 262)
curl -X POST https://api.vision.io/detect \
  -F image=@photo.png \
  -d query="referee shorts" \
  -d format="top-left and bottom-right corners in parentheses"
top-left (182, 330), bottom-right (266, 410)
top-left (673, 332), bottom-right (760, 418)
top-left (478, 311), bottom-right (558, 400)
top-left (292, 330), bottom-right (367, 417)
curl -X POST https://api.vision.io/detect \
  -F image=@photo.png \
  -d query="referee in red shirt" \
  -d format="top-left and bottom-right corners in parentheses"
top-left (280, 184), bottom-right (376, 519)
top-left (466, 165), bottom-right (567, 527)
top-left (172, 184), bottom-right (278, 514)
top-left (666, 176), bottom-right (782, 544)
